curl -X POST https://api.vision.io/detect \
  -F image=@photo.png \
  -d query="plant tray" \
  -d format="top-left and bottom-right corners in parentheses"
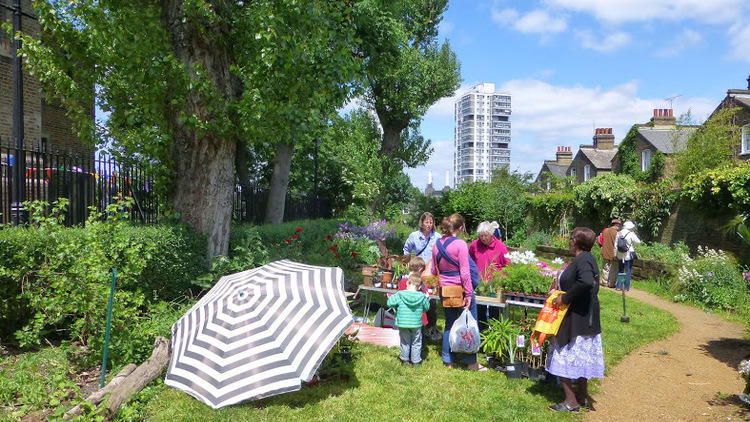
top-left (503, 292), bottom-right (546, 305)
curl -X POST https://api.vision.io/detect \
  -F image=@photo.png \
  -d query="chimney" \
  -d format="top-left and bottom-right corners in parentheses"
top-left (650, 108), bottom-right (676, 129)
top-left (593, 128), bottom-right (615, 150)
top-left (747, 74), bottom-right (750, 90)
top-left (428, 170), bottom-right (433, 185)
top-left (444, 170), bottom-right (450, 189)
top-left (556, 146), bottom-right (572, 165)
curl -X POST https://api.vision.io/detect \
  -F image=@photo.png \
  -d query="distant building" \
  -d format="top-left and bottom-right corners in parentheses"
top-left (568, 128), bottom-right (618, 183)
top-left (708, 75), bottom-right (750, 159)
top-left (0, 0), bottom-right (90, 154)
top-left (424, 170), bottom-right (451, 198)
top-left (536, 146), bottom-right (572, 190)
top-left (454, 83), bottom-right (511, 186)
top-left (611, 109), bottom-right (697, 177)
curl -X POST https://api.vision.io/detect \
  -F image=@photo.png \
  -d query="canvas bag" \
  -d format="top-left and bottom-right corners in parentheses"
top-left (449, 308), bottom-right (481, 353)
top-left (373, 308), bottom-right (396, 329)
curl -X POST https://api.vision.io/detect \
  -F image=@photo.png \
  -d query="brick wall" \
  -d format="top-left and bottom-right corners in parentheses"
top-left (1, 2), bottom-right (91, 156)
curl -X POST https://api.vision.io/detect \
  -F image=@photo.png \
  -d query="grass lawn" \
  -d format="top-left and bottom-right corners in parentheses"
top-left (142, 289), bottom-right (678, 421)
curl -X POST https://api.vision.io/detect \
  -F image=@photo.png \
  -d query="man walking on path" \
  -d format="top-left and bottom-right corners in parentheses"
top-left (600, 219), bottom-right (621, 287)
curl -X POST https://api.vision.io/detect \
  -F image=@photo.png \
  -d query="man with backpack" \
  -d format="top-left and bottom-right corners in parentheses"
top-left (600, 218), bottom-right (621, 288)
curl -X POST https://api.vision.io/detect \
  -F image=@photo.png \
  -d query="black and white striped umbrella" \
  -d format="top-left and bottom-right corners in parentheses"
top-left (164, 260), bottom-right (353, 409)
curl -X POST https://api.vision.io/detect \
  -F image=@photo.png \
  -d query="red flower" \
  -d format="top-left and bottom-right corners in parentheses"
top-left (334, 253), bottom-right (339, 258)
top-left (285, 239), bottom-right (291, 243)
top-left (292, 234), bottom-right (298, 239)
top-left (296, 227), bottom-right (302, 233)
top-left (330, 245), bottom-right (337, 251)
top-left (351, 252), bottom-right (357, 258)
top-left (326, 234), bottom-right (332, 241)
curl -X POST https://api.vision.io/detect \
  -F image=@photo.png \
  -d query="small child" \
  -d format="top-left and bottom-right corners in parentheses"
top-left (387, 257), bottom-right (431, 366)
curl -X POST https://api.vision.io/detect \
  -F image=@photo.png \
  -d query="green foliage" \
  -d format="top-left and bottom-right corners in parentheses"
top-left (670, 248), bottom-right (750, 311)
top-left (0, 347), bottom-right (80, 420)
top-left (674, 107), bottom-right (741, 183)
top-left (631, 179), bottom-right (679, 238)
top-left (573, 173), bottom-right (637, 225)
top-left (0, 199), bottom-right (206, 366)
top-left (527, 191), bottom-right (575, 235)
top-left (480, 315), bottom-right (517, 359)
top-left (682, 163), bottom-right (750, 214)
top-left (635, 242), bottom-right (689, 265)
top-left (499, 264), bottom-right (549, 294)
top-left (617, 125), bottom-right (641, 177)
top-left (443, 168), bottom-right (532, 238)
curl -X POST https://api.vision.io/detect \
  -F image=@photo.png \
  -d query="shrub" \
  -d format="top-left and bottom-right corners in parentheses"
top-left (636, 241), bottom-right (689, 265)
top-left (672, 247), bottom-right (749, 311)
top-left (573, 173), bottom-right (637, 226)
top-left (0, 199), bottom-right (206, 367)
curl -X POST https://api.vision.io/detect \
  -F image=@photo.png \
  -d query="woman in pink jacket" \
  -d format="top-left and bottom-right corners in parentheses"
top-left (468, 221), bottom-right (510, 330)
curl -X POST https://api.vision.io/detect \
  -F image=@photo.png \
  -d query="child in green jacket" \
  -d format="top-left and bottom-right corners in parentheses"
top-left (387, 257), bottom-right (431, 365)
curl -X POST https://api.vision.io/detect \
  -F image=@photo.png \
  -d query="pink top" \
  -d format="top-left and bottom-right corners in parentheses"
top-left (431, 237), bottom-right (473, 300)
top-left (468, 236), bottom-right (510, 281)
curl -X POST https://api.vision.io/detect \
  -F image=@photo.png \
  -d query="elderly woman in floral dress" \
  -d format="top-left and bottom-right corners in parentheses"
top-left (547, 227), bottom-right (604, 412)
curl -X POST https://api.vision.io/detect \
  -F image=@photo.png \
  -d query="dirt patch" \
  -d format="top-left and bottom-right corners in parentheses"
top-left (587, 288), bottom-right (749, 421)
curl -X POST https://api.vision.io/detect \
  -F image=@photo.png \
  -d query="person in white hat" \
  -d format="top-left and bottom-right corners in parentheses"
top-left (615, 221), bottom-right (641, 291)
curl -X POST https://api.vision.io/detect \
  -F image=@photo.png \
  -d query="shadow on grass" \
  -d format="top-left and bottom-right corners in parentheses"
top-left (699, 338), bottom-right (750, 370)
top-left (251, 374), bottom-right (361, 410)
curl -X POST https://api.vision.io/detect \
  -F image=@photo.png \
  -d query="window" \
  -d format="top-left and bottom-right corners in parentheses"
top-left (570, 167), bottom-right (576, 179)
top-left (584, 164), bottom-right (591, 181)
top-left (642, 149), bottom-right (652, 171)
top-left (742, 124), bottom-right (750, 154)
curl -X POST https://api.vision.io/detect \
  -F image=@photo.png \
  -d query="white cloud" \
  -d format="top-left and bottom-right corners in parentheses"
top-left (498, 79), bottom-right (716, 174)
top-left (492, 8), bottom-right (567, 34)
top-left (656, 29), bottom-right (703, 57)
top-left (728, 23), bottom-right (750, 63)
top-left (544, 0), bottom-right (746, 25)
top-left (575, 29), bottom-right (631, 52)
top-left (422, 83), bottom-right (474, 119)
top-left (439, 20), bottom-right (455, 35)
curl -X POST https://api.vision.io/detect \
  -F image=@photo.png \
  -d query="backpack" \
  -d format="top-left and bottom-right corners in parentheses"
top-left (616, 232), bottom-right (629, 253)
top-left (435, 237), bottom-right (480, 289)
top-left (596, 229), bottom-right (605, 247)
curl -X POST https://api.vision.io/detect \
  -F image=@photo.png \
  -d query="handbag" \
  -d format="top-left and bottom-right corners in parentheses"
top-left (435, 237), bottom-right (465, 308)
top-left (439, 284), bottom-right (464, 308)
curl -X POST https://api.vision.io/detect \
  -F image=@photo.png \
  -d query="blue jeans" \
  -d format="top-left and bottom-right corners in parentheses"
top-left (442, 295), bottom-right (478, 364)
top-left (476, 304), bottom-right (501, 332)
top-left (399, 327), bottom-right (423, 364)
top-left (617, 259), bottom-right (633, 291)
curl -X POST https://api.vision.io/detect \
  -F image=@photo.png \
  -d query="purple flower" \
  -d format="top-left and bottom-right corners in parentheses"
top-left (707, 271), bottom-right (713, 277)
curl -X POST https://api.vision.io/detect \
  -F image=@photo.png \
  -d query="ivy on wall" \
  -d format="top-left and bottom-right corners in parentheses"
top-left (617, 125), bottom-right (640, 176)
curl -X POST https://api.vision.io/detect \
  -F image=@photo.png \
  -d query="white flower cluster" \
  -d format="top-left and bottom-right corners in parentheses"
top-left (696, 246), bottom-right (730, 263)
top-left (740, 359), bottom-right (750, 377)
top-left (505, 250), bottom-right (538, 265)
top-left (552, 257), bottom-right (565, 265)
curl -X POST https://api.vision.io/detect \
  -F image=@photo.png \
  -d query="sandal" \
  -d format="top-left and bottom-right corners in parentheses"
top-left (468, 363), bottom-right (489, 372)
top-left (548, 402), bottom-right (580, 412)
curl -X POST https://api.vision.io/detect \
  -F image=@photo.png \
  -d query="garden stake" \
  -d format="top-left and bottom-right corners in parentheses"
top-left (620, 287), bottom-right (630, 323)
top-left (101, 268), bottom-right (117, 388)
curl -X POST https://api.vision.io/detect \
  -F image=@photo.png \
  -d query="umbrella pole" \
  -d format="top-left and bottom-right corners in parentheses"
top-left (101, 268), bottom-right (117, 388)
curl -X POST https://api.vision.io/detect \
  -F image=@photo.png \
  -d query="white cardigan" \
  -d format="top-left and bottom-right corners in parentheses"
top-left (614, 229), bottom-right (641, 261)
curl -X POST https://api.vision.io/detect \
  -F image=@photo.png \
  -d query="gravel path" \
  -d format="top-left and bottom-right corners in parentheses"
top-left (587, 288), bottom-right (749, 422)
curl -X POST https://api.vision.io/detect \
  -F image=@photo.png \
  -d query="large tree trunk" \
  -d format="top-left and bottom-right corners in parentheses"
top-left (162, 0), bottom-right (240, 257)
top-left (380, 123), bottom-right (404, 157)
top-left (264, 141), bottom-right (294, 223)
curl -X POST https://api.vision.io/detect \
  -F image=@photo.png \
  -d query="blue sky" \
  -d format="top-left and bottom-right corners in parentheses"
top-left (405, 0), bottom-right (750, 190)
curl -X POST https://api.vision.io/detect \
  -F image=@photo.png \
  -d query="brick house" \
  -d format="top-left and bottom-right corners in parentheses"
top-left (535, 146), bottom-right (571, 190)
top-left (567, 128), bottom-right (618, 183)
top-left (1, 0), bottom-right (90, 154)
top-left (708, 75), bottom-right (750, 159)
top-left (611, 109), bottom-right (697, 177)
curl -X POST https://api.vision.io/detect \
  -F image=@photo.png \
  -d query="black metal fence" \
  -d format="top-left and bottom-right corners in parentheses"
top-left (0, 139), bottom-right (158, 226)
top-left (233, 185), bottom-right (331, 224)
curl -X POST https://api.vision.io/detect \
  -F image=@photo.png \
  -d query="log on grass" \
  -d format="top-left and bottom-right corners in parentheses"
top-left (63, 364), bottom-right (137, 419)
top-left (105, 336), bottom-right (171, 418)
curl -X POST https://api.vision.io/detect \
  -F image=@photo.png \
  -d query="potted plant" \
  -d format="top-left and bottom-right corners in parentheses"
top-left (361, 265), bottom-right (377, 286)
top-left (480, 317), bottom-right (509, 369)
top-left (423, 274), bottom-right (439, 295)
